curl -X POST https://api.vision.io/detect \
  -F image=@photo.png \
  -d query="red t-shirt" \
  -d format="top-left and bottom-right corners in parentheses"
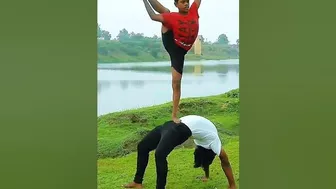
top-left (162, 2), bottom-right (200, 51)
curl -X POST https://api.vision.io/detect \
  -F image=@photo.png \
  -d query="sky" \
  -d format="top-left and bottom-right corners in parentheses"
top-left (98, 0), bottom-right (239, 43)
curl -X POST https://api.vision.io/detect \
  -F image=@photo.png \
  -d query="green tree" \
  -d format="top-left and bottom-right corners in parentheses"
top-left (97, 28), bottom-right (239, 63)
top-left (130, 32), bottom-right (145, 41)
top-left (217, 34), bottom-right (229, 45)
top-left (117, 28), bottom-right (130, 42)
top-left (102, 30), bottom-right (111, 40)
top-left (97, 24), bottom-right (102, 38)
top-left (97, 24), bottom-right (111, 40)
top-left (153, 34), bottom-right (159, 40)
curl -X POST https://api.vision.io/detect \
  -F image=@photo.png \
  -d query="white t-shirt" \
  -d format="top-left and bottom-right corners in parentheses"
top-left (180, 115), bottom-right (222, 156)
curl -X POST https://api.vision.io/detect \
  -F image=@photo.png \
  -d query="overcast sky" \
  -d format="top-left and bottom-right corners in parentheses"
top-left (98, 0), bottom-right (239, 43)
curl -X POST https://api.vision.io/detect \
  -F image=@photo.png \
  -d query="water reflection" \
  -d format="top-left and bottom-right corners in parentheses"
top-left (98, 61), bottom-right (238, 75)
top-left (131, 80), bottom-right (145, 88)
top-left (119, 80), bottom-right (129, 90)
top-left (98, 80), bottom-right (146, 92)
top-left (97, 80), bottom-right (111, 94)
top-left (98, 63), bottom-right (239, 94)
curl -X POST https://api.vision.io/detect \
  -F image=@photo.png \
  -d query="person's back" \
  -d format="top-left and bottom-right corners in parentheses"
top-left (180, 115), bottom-right (222, 156)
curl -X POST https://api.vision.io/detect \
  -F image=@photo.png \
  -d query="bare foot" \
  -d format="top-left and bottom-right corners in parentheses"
top-left (196, 176), bottom-right (209, 182)
top-left (123, 182), bottom-right (143, 188)
top-left (172, 117), bottom-right (181, 123)
top-left (201, 176), bottom-right (209, 182)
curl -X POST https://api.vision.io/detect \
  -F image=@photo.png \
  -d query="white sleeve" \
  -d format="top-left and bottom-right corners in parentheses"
top-left (209, 136), bottom-right (222, 156)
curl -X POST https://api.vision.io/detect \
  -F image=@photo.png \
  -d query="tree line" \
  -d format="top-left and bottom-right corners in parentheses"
top-left (97, 24), bottom-right (239, 63)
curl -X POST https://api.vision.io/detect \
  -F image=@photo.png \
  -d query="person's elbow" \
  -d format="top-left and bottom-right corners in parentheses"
top-left (149, 14), bottom-right (164, 22)
top-left (149, 14), bottom-right (156, 20)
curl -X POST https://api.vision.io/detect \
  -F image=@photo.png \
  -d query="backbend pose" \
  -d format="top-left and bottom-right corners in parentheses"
top-left (123, 115), bottom-right (236, 189)
top-left (142, 0), bottom-right (201, 123)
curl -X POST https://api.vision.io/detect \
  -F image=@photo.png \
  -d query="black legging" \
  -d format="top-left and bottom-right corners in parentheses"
top-left (162, 30), bottom-right (188, 75)
top-left (133, 121), bottom-right (192, 189)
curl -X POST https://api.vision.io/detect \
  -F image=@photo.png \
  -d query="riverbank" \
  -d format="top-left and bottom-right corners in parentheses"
top-left (98, 89), bottom-right (240, 189)
top-left (97, 38), bottom-right (239, 64)
top-left (98, 53), bottom-right (238, 64)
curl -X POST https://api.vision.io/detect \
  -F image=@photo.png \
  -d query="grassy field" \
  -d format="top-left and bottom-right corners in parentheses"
top-left (98, 89), bottom-right (240, 189)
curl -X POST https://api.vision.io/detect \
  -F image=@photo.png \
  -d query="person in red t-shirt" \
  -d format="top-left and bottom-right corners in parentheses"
top-left (142, 0), bottom-right (202, 124)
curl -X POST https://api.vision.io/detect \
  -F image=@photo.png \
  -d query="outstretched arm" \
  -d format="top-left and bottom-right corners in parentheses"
top-left (148, 0), bottom-right (170, 13)
top-left (143, 0), bottom-right (164, 22)
top-left (219, 148), bottom-right (236, 189)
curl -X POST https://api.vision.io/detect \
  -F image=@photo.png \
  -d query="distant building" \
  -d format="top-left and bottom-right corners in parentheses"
top-left (192, 35), bottom-right (202, 55)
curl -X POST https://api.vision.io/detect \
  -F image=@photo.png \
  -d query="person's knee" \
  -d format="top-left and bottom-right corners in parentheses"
top-left (155, 149), bottom-right (168, 161)
top-left (172, 79), bottom-right (181, 91)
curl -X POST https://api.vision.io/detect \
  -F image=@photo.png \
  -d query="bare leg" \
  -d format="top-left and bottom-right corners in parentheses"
top-left (148, 0), bottom-right (170, 13)
top-left (147, 0), bottom-right (170, 33)
top-left (171, 67), bottom-right (182, 123)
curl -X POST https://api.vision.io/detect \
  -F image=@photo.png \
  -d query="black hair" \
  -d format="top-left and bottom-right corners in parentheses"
top-left (193, 145), bottom-right (216, 169)
top-left (175, 0), bottom-right (190, 4)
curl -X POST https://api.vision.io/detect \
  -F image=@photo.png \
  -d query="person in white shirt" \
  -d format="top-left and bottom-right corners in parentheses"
top-left (124, 115), bottom-right (236, 189)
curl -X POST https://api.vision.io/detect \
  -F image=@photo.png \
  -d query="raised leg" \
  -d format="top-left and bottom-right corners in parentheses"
top-left (147, 0), bottom-right (170, 33)
top-left (148, 0), bottom-right (170, 13)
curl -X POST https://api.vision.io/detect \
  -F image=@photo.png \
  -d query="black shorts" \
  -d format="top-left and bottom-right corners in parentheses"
top-left (162, 30), bottom-right (188, 74)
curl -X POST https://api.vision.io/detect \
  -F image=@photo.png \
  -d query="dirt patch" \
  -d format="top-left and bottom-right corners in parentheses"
top-left (107, 113), bottom-right (148, 125)
top-left (221, 103), bottom-right (228, 109)
top-left (179, 100), bottom-right (216, 114)
top-left (129, 114), bottom-right (148, 123)
top-left (220, 100), bottom-right (239, 113)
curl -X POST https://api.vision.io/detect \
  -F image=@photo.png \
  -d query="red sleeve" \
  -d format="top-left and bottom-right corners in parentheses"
top-left (161, 13), bottom-right (175, 29)
top-left (189, 2), bottom-right (199, 18)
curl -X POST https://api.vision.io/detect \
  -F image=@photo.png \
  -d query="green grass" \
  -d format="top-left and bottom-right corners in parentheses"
top-left (98, 88), bottom-right (239, 188)
top-left (98, 142), bottom-right (239, 189)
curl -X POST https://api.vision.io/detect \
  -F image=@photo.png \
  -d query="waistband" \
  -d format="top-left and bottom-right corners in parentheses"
top-left (174, 38), bottom-right (192, 47)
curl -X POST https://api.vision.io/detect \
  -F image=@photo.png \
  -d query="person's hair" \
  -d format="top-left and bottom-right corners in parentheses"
top-left (193, 145), bottom-right (216, 169)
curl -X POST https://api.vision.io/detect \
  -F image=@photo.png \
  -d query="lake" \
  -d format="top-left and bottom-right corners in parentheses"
top-left (97, 59), bottom-right (239, 116)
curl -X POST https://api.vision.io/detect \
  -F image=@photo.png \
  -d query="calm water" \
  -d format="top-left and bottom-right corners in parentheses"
top-left (97, 59), bottom-right (239, 116)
